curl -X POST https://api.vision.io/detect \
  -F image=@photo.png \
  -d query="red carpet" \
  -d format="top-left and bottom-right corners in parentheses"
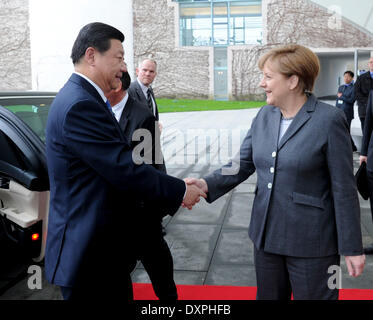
top-left (133, 283), bottom-right (373, 300)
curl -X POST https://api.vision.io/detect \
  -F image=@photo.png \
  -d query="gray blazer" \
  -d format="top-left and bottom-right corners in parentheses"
top-left (204, 94), bottom-right (363, 258)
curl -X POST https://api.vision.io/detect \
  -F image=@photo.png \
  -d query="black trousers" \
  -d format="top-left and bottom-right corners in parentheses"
top-left (346, 118), bottom-right (357, 151)
top-left (60, 256), bottom-right (136, 301)
top-left (360, 116), bottom-right (365, 132)
top-left (136, 219), bottom-right (177, 301)
top-left (254, 247), bottom-right (340, 300)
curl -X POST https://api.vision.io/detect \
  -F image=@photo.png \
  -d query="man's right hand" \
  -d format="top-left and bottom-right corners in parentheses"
top-left (182, 183), bottom-right (207, 210)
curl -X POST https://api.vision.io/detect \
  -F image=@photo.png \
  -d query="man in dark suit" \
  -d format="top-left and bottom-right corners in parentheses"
top-left (107, 71), bottom-right (176, 300)
top-left (128, 58), bottom-right (159, 121)
top-left (128, 58), bottom-right (167, 232)
top-left (336, 70), bottom-right (357, 151)
top-left (45, 22), bottom-right (205, 301)
top-left (355, 57), bottom-right (373, 130)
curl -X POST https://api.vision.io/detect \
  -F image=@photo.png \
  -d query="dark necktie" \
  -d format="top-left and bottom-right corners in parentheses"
top-left (147, 88), bottom-right (154, 115)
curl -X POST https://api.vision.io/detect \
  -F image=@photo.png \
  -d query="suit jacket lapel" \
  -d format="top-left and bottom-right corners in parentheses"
top-left (119, 96), bottom-right (134, 132)
top-left (277, 94), bottom-right (316, 151)
top-left (69, 73), bottom-right (125, 138)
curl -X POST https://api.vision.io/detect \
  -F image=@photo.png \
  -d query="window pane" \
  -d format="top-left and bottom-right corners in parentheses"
top-left (180, 3), bottom-right (212, 46)
top-left (179, 1), bottom-right (263, 47)
top-left (245, 16), bottom-right (262, 44)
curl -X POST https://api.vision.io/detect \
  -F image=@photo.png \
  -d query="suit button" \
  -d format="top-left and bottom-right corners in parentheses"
top-left (270, 167), bottom-right (275, 174)
top-left (272, 151), bottom-right (277, 158)
top-left (268, 183), bottom-right (272, 189)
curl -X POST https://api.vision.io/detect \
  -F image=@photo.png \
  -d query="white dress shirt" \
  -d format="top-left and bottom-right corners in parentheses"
top-left (112, 93), bottom-right (129, 122)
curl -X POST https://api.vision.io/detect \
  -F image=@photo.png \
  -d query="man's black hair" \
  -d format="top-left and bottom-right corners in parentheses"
top-left (344, 70), bottom-right (354, 78)
top-left (71, 22), bottom-right (125, 65)
top-left (120, 71), bottom-right (132, 92)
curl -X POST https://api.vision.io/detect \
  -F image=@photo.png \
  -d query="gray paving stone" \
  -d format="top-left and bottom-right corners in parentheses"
top-left (223, 193), bottom-right (253, 229)
top-left (132, 268), bottom-right (207, 286)
top-left (205, 264), bottom-right (257, 287)
top-left (164, 224), bottom-right (221, 271)
top-left (212, 229), bottom-right (254, 265)
top-left (171, 194), bottom-right (230, 225)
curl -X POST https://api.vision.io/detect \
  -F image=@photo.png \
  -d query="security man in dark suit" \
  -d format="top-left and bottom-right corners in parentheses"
top-left (355, 57), bottom-right (373, 131)
top-left (336, 70), bottom-right (357, 151)
top-left (128, 58), bottom-right (159, 121)
top-left (107, 70), bottom-right (177, 300)
top-left (128, 58), bottom-right (167, 233)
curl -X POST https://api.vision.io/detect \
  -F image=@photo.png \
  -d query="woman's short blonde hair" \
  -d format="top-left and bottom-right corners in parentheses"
top-left (258, 44), bottom-right (320, 93)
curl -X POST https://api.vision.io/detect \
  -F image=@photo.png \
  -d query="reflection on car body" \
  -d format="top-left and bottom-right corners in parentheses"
top-left (0, 92), bottom-right (55, 262)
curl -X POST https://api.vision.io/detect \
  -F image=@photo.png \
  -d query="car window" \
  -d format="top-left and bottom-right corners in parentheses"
top-left (0, 102), bottom-right (51, 142)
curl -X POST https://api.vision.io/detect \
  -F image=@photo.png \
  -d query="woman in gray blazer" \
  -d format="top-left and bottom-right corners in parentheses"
top-left (185, 44), bottom-right (365, 300)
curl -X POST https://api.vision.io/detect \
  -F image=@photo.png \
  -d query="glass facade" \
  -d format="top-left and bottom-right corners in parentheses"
top-left (176, 0), bottom-right (262, 47)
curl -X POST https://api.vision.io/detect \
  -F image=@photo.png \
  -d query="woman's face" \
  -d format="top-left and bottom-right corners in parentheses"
top-left (259, 60), bottom-right (294, 107)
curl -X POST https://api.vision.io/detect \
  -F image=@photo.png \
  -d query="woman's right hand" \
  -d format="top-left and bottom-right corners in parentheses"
top-left (360, 155), bottom-right (367, 165)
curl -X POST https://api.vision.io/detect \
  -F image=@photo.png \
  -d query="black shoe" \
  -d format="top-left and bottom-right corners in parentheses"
top-left (363, 245), bottom-right (373, 254)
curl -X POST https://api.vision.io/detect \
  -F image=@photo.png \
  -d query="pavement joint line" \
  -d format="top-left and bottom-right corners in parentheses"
top-left (203, 190), bottom-right (235, 286)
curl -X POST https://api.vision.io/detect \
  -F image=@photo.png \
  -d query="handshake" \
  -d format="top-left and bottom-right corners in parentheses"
top-left (182, 178), bottom-right (208, 210)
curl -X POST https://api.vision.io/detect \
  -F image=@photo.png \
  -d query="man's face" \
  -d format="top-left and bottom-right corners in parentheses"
top-left (136, 60), bottom-right (157, 87)
top-left (94, 39), bottom-right (126, 94)
top-left (369, 58), bottom-right (373, 72)
top-left (344, 73), bottom-right (353, 84)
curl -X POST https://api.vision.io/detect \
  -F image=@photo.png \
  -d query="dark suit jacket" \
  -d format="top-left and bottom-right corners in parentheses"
top-left (44, 74), bottom-right (185, 287)
top-left (204, 94), bottom-right (363, 258)
top-left (128, 80), bottom-right (159, 120)
top-left (355, 71), bottom-right (373, 118)
top-left (360, 90), bottom-right (373, 189)
top-left (336, 83), bottom-right (355, 124)
top-left (119, 95), bottom-right (166, 173)
top-left (119, 95), bottom-right (169, 220)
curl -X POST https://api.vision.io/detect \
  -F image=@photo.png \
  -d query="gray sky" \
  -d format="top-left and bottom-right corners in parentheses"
top-left (311, 0), bottom-right (373, 33)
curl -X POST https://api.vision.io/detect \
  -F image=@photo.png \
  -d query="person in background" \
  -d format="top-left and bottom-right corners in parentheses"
top-left (355, 57), bottom-right (373, 131)
top-left (336, 70), bottom-right (357, 151)
top-left (107, 70), bottom-right (177, 301)
top-left (128, 58), bottom-right (167, 234)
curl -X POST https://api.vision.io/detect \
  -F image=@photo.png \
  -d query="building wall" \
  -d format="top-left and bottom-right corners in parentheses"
top-left (133, 0), bottom-right (212, 99)
top-left (29, 0), bottom-right (134, 91)
top-left (0, 0), bottom-right (31, 91)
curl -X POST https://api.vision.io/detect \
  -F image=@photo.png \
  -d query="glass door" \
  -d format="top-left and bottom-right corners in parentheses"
top-left (214, 47), bottom-right (228, 100)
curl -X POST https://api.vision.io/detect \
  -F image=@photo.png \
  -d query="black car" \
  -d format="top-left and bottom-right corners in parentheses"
top-left (0, 92), bottom-right (56, 262)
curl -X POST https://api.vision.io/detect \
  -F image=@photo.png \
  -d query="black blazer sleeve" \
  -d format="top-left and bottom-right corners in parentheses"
top-left (361, 90), bottom-right (373, 156)
top-left (63, 100), bottom-right (184, 213)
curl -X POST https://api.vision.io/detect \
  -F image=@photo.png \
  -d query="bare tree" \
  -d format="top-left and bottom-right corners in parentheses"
top-left (231, 0), bottom-right (373, 100)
